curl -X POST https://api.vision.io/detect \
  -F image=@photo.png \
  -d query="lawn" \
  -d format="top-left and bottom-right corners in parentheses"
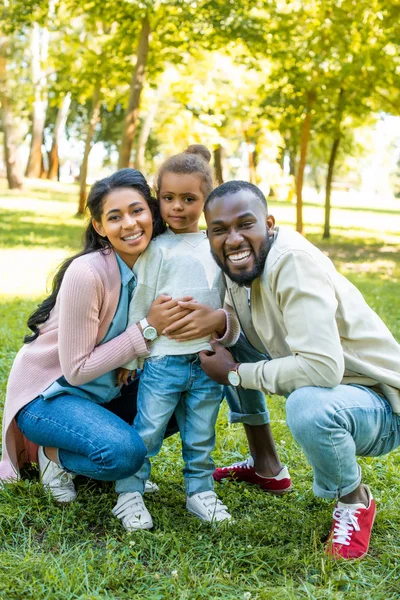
top-left (1, 180), bottom-right (400, 599)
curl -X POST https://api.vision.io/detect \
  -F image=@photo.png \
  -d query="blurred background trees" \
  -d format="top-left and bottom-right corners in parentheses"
top-left (1, 0), bottom-right (399, 236)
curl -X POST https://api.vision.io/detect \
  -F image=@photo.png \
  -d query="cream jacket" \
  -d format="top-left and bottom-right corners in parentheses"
top-left (226, 228), bottom-right (400, 413)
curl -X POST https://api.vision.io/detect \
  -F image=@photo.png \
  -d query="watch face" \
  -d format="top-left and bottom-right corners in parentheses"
top-left (143, 326), bottom-right (157, 341)
top-left (228, 370), bottom-right (240, 387)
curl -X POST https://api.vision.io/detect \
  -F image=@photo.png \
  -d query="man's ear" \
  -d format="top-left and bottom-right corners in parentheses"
top-left (267, 214), bottom-right (275, 230)
top-left (92, 218), bottom-right (106, 237)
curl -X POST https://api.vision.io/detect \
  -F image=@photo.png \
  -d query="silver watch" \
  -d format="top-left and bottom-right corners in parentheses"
top-left (139, 318), bottom-right (158, 341)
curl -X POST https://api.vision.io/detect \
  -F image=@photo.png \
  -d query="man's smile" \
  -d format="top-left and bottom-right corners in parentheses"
top-left (226, 249), bottom-right (252, 265)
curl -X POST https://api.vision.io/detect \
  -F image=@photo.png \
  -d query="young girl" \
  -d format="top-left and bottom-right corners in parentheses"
top-left (114, 146), bottom-right (240, 530)
top-left (0, 169), bottom-right (187, 503)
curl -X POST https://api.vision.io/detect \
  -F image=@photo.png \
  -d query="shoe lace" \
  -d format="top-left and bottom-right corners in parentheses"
top-left (332, 506), bottom-right (360, 546)
top-left (224, 457), bottom-right (252, 471)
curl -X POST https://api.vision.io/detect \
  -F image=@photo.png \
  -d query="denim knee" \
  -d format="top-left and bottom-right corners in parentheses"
top-left (286, 387), bottom-right (322, 442)
top-left (95, 429), bottom-right (147, 480)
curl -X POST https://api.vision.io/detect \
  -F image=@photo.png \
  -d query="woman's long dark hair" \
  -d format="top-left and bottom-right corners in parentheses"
top-left (24, 168), bottom-right (165, 343)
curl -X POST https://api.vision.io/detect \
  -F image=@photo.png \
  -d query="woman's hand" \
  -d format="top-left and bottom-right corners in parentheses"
top-left (146, 294), bottom-right (193, 334)
top-left (163, 301), bottom-right (226, 341)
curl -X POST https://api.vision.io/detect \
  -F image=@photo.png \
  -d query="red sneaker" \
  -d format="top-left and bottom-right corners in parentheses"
top-left (326, 486), bottom-right (376, 560)
top-left (213, 457), bottom-right (292, 495)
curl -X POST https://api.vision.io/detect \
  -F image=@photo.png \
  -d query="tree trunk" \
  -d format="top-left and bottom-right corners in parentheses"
top-left (323, 89), bottom-right (345, 239)
top-left (0, 44), bottom-right (23, 189)
top-left (48, 92), bottom-right (71, 180)
top-left (118, 15), bottom-right (150, 169)
top-left (289, 147), bottom-right (297, 177)
top-left (213, 144), bottom-right (224, 185)
top-left (77, 81), bottom-right (101, 215)
top-left (323, 136), bottom-right (340, 239)
top-left (295, 90), bottom-right (316, 234)
top-left (134, 75), bottom-right (167, 170)
top-left (25, 22), bottom-right (49, 178)
top-left (248, 146), bottom-right (256, 184)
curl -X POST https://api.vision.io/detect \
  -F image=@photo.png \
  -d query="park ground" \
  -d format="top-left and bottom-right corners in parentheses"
top-left (1, 180), bottom-right (400, 599)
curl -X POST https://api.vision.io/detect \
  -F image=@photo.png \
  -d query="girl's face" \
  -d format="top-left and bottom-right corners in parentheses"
top-left (159, 172), bottom-right (205, 234)
top-left (93, 188), bottom-right (153, 268)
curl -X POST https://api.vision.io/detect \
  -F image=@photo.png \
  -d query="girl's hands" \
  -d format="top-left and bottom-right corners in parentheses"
top-left (146, 294), bottom-right (193, 334)
top-left (162, 301), bottom-right (226, 341)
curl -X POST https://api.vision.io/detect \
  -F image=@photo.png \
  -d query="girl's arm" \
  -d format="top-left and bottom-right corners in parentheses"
top-left (162, 300), bottom-right (240, 347)
top-left (58, 260), bottom-right (149, 386)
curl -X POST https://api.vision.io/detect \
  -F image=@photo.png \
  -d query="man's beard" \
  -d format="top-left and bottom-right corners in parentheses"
top-left (211, 235), bottom-right (270, 286)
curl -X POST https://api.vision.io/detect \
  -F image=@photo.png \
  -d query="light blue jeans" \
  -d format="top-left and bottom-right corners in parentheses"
top-left (16, 393), bottom-right (147, 480)
top-left (116, 354), bottom-right (224, 496)
top-left (225, 333), bottom-right (270, 425)
top-left (286, 384), bottom-right (400, 499)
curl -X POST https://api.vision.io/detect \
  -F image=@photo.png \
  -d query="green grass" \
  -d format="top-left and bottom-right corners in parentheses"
top-left (1, 180), bottom-right (400, 599)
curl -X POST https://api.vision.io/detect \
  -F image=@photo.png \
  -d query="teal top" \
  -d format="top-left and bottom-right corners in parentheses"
top-left (42, 254), bottom-right (137, 404)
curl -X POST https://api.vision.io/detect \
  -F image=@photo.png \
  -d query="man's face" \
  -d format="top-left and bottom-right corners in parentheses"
top-left (205, 190), bottom-right (274, 286)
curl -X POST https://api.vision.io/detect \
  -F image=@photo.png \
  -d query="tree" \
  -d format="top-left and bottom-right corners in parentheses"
top-left (0, 36), bottom-right (23, 189)
top-left (47, 91), bottom-right (71, 180)
top-left (25, 18), bottom-right (50, 177)
top-left (118, 14), bottom-right (150, 169)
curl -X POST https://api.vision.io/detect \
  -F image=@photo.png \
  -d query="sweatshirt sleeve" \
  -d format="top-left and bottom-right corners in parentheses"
top-left (58, 260), bottom-right (149, 386)
top-left (239, 251), bottom-right (345, 395)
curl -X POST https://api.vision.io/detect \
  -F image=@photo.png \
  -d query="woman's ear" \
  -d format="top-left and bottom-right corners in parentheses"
top-left (92, 218), bottom-right (106, 237)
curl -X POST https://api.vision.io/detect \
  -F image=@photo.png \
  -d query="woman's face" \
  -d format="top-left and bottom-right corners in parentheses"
top-left (93, 188), bottom-right (153, 268)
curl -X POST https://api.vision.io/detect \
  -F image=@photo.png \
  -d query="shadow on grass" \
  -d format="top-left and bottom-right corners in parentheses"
top-left (309, 232), bottom-right (400, 266)
top-left (0, 208), bottom-right (84, 250)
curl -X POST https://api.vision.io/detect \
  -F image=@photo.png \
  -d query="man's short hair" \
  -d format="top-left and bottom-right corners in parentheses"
top-left (205, 180), bottom-right (268, 211)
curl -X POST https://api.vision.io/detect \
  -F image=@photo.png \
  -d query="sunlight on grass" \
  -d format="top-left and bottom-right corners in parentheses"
top-left (0, 249), bottom-right (69, 297)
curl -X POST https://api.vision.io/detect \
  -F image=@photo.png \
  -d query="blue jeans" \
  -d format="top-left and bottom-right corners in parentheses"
top-left (225, 333), bottom-right (270, 425)
top-left (286, 384), bottom-right (400, 499)
top-left (16, 393), bottom-right (147, 481)
top-left (116, 354), bottom-right (224, 496)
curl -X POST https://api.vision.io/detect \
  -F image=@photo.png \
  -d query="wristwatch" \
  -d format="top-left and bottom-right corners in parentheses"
top-left (139, 318), bottom-right (158, 341)
top-left (227, 363), bottom-right (242, 387)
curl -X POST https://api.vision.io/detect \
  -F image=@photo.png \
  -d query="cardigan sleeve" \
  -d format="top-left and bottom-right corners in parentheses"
top-left (239, 250), bottom-right (345, 395)
top-left (58, 260), bottom-right (149, 386)
top-left (213, 299), bottom-right (240, 348)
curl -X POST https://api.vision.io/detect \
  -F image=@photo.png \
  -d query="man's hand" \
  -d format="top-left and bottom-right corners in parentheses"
top-left (199, 340), bottom-right (239, 385)
top-left (117, 367), bottom-right (136, 386)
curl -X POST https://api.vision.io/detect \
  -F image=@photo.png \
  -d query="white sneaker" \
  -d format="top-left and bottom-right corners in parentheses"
top-left (186, 491), bottom-right (232, 523)
top-left (112, 492), bottom-right (153, 531)
top-left (38, 446), bottom-right (76, 503)
top-left (144, 480), bottom-right (159, 493)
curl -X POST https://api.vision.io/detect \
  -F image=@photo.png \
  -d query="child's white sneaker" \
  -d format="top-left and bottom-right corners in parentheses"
top-left (38, 446), bottom-right (76, 503)
top-left (186, 491), bottom-right (232, 523)
top-left (144, 480), bottom-right (159, 493)
top-left (112, 492), bottom-right (153, 531)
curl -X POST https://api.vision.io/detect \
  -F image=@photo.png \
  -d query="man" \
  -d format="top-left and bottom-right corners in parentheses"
top-left (200, 180), bottom-right (400, 560)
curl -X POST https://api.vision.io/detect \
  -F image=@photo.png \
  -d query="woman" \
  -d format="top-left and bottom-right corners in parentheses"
top-left (0, 169), bottom-right (188, 503)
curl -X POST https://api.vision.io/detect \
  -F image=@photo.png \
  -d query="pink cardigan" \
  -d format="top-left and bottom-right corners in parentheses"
top-left (0, 249), bottom-right (149, 481)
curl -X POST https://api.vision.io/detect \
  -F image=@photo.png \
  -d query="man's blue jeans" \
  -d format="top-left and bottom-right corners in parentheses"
top-left (116, 354), bottom-right (223, 497)
top-left (16, 393), bottom-right (147, 481)
top-left (286, 384), bottom-right (400, 499)
top-left (225, 333), bottom-right (270, 425)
